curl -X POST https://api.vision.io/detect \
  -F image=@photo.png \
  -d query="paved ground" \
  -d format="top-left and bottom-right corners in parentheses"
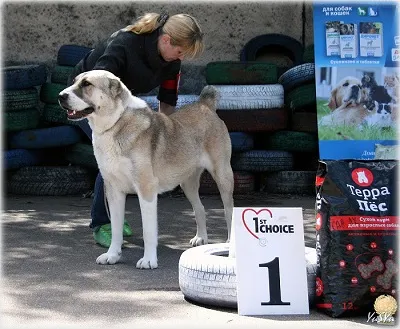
top-left (2, 193), bottom-right (377, 328)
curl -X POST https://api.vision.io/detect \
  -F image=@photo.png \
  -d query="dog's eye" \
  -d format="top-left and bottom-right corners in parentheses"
top-left (343, 82), bottom-right (349, 87)
top-left (81, 80), bottom-right (91, 87)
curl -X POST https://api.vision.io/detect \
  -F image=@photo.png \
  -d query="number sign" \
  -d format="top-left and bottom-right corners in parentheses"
top-left (233, 207), bottom-right (310, 315)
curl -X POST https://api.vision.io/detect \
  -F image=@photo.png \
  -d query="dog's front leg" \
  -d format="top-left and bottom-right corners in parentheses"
top-left (136, 193), bottom-right (158, 269)
top-left (96, 184), bottom-right (125, 265)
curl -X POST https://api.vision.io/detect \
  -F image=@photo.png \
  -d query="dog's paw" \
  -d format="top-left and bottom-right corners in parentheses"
top-left (136, 256), bottom-right (158, 269)
top-left (190, 235), bottom-right (207, 246)
top-left (96, 252), bottom-right (121, 265)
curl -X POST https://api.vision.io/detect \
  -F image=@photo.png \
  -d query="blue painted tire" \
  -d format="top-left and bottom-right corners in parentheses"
top-left (3, 64), bottom-right (47, 90)
top-left (57, 44), bottom-right (93, 67)
top-left (229, 132), bottom-right (254, 152)
top-left (231, 150), bottom-right (294, 172)
top-left (9, 125), bottom-right (82, 149)
top-left (278, 63), bottom-right (315, 92)
top-left (4, 149), bottom-right (44, 170)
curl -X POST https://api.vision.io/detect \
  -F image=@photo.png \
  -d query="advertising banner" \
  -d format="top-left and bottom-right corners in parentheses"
top-left (313, 2), bottom-right (399, 160)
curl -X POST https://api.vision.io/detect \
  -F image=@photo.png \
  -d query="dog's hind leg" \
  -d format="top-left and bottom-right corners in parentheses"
top-left (96, 184), bottom-right (125, 265)
top-left (210, 164), bottom-right (234, 243)
top-left (180, 168), bottom-right (208, 246)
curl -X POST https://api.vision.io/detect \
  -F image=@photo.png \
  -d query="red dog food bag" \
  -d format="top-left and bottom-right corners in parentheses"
top-left (315, 160), bottom-right (398, 317)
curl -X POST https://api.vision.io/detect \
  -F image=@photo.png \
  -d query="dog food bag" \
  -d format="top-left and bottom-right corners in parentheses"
top-left (315, 160), bottom-right (398, 317)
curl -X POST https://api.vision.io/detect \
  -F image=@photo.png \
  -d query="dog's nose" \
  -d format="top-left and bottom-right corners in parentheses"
top-left (58, 93), bottom-right (68, 102)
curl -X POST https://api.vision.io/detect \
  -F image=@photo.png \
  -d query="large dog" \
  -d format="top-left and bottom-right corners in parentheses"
top-left (320, 76), bottom-right (369, 126)
top-left (58, 70), bottom-right (234, 269)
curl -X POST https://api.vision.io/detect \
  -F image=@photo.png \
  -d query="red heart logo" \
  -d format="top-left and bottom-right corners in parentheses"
top-left (242, 208), bottom-right (273, 240)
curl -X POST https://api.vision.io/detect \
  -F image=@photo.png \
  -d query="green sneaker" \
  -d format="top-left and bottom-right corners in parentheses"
top-left (93, 221), bottom-right (133, 248)
top-left (123, 221), bottom-right (133, 237)
top-left (93, 224), bottom-right (112, 248)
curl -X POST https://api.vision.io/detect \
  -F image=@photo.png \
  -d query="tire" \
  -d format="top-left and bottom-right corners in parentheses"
top-left (139, 95), bottom-right (199, 110)
top-left (3, 64), bottom-right (47, 90)
top-left (7, 166), bottom-right (94, 196)
top-left (286, 83), bottom-right (316, 110)
top-left (303, 44), bottom-right (315, 63)
top-left (263, 130), bottom-right (318, 153)
top-left (217, 108), bottom-right (287, 132)
top-left (51, 65), bottom-right (75, 85)
top-left (4, 149), bottom-right (44, 170)
top-left (240, 34), bottom-right (303, 66)
top-left (65, 143), bottom-right (98, 169)
top-left (4, 88), bottom-right (39, 112)
top-left (206, 61), bottom-right (277, 85)
top-left (40, 83), bottom-right (67, 104)
top-left (42, 104), bottom-right (79, 126)
top-left (5, 108), bottom-right (40, 132)
top-left (213, 85), bottom-right (284, 110)
top-left (290, 112), bottom-right (317, 133)
top-left (231, 150), bottom-right (294, 172)
top-left (229, 132), bottom-right (254, 152)
top-left (199, 171), bottom-right (255, 195)
top-left (57, 44), bottom-right (92, 67)
top-left (9, 125), bottom-right (81, 149)
top-left (260, 170), bottom-right (317, 195)
top-left (278, 63), bottom-right (315, 92)
top-left (179, 243), bottom-right (317, 308)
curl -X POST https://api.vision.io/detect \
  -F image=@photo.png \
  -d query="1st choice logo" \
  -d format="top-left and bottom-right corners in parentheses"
top-left (242, 208), bottom-right (295, 245)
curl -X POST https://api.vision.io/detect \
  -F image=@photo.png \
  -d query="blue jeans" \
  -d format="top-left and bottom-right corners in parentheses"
top-left (77, 119), bottom-right (110, 229)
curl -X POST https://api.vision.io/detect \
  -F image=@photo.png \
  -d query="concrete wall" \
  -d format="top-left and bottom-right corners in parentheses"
top-left (3, 1), bottom-right (314, 93)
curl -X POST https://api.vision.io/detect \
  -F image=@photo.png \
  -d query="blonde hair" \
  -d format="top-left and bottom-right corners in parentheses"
top-left (126, 12), bottom-right (204, 59)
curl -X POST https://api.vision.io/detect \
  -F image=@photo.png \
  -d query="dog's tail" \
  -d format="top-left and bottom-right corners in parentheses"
top-left (199, 85), bottom-right (219, 111)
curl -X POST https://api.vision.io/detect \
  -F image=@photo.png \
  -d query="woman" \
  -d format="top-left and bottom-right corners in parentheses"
top-left (69, 12), bottom-right (204, 247)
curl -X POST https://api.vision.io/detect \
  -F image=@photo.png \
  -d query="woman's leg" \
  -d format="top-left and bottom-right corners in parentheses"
top-left (76, 119), bottom-right (110, 229)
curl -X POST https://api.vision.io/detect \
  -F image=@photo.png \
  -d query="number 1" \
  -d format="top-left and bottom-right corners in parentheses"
top-left (259, 257), bottom-right (290, 306)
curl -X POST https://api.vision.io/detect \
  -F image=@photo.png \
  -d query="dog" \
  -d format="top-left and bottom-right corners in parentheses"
top-left (327, 76), bottom-right (365, 110)
top-left (58, 70), bottom-right (234, 269)
top-left (321, 76), bottom-right (369, 126)
top-left (340, 24), bottom-right (354, 35)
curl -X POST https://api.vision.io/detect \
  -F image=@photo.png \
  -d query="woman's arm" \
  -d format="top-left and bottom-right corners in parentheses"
top-left (159, 102), bottom-right (175, 115)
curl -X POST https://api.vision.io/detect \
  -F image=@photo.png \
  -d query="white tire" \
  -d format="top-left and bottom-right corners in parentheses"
top-left (212, 84), bottom-right (284, 110)
top-left (179, 243), bottom-right (317, 308)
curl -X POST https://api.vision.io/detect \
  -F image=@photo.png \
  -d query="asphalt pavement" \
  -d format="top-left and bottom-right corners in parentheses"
top-left (2, 193), bottom-right (377, 328)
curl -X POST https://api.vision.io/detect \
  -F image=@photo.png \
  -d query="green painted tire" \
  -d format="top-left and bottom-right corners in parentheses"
top-left (290, 112), bottom-right (318, 133)
top-left (5, 108), bottom-right (40, 132)
top-left (42, 104), bottom-right (79, 126)
top-left (4, 88), bottom-right (39, 112)
top-left (286, 83), bottom-right (316, 110)
top-left (206, 61), bottom-right (277, 85)
top-left (263, 130), bottom-right (318, 153)
top-left (40, 83), bottom-right (67, 104)
top-left (51, 65), bottom-right (75, 85)
top-left (65, 143), bottom-right (98, 169)
top-left (303, 44), bottom-right (315, 63)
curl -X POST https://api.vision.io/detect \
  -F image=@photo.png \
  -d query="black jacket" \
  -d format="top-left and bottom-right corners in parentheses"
top-left (76, 27), bottom-right (181, 106)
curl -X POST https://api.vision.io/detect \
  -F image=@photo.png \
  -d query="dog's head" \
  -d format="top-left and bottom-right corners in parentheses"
top-left (340, 24), bottom-right (349, 35)
top-left (328, 76), bottom-right (364, 110)
top-left (58, 70), bottom-right (146, 123)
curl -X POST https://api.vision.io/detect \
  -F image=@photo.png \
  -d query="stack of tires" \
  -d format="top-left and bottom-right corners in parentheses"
top-left (4, 44), bottom-right (96, 197)
top-left (203, 61), bottom-right (288, 195)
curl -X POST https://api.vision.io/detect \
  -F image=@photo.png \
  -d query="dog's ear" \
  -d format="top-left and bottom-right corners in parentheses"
top-left (328, 87), bottom-right (338, 110)
top-left (109, 78), bottom-right (122, 98)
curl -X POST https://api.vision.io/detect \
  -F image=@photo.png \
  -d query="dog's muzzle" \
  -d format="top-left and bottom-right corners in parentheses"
top-left (58, 93), bottom-right (94, 120)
